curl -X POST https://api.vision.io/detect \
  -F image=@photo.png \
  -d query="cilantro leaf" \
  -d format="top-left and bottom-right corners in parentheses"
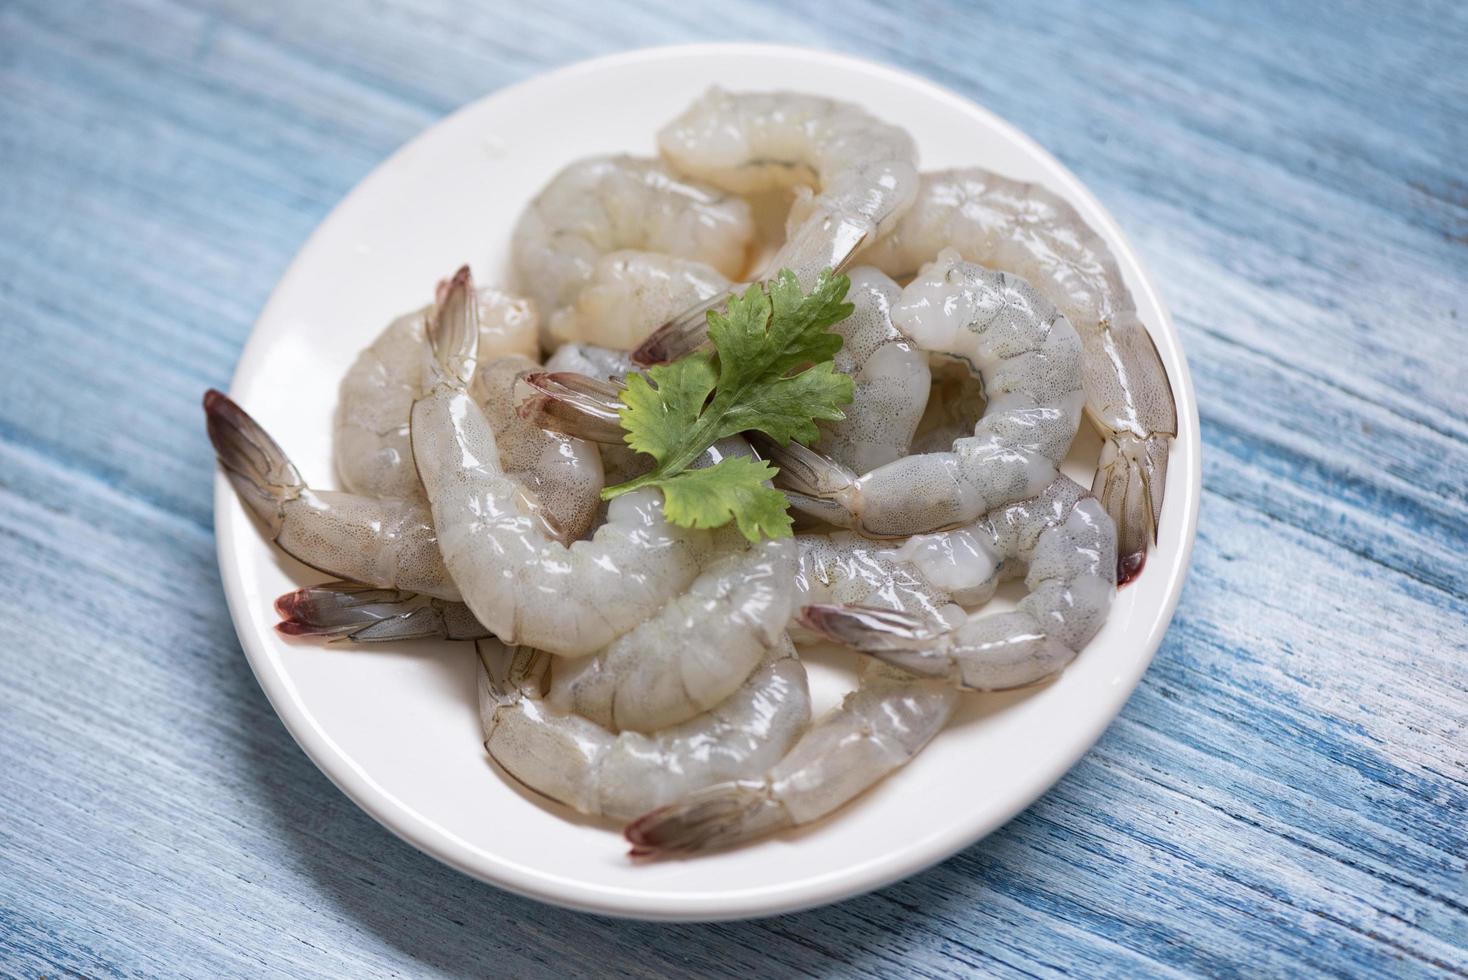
top-left (656, 457), bottom-right (793, 543)
top-left (706, 269), bottom-right (853, 399)
top-left (602, 268), bottom-right (856, 540)
top-left (617, 353), bottom-right (717, 464)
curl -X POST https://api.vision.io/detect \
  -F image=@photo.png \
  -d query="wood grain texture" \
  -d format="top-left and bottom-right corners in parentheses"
top-left (1, 0), bottom-right (1465, 975)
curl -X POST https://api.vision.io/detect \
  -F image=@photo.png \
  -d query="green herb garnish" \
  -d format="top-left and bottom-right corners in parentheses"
top-left (602, 268), bottom-right (855, 541)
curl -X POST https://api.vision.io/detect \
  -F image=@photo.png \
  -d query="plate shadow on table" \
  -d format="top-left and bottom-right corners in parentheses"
top-left (215, 598), bottom-right (1068, 976)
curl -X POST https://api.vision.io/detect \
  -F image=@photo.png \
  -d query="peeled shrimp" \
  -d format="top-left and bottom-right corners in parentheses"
top-left (806, 476), bottom-right (1116, 691)
top-left (812, 267), bottom-right (931, 474)
top-left (857, 168), bottom-right (1177, 581)
top-left (547, 537), bottom-right (794, 733)
top-left (478, 636), bottom-right (811, 822)
top-left (792, 530), bottom-right (961, 640)
top-left (335, 286), bottom-right (538, 500)
top-left (205, 390), bottom-right (460, 600)
top-left (410, 268), bottom-right (713, 657)
top-left (626, 662), bottom-right (955, 856)
top-left (546, 251), bottom-right (732, 351)
top-left (472, 354), bottom-right (604, 541)
top-left (511, 155), bottom-right (753, 326)
top-left (768, 251), bottom-right (1084, 537)
top-left (634, 88), bottom-right (919, 365)
top-left (623, 476), bottom-right (1114, 856)
top-left (278, 533), bottom-right (797, 738)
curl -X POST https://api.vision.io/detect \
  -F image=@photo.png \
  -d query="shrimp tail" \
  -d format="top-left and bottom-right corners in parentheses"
top-left (624, 780), bottom-right (788, 859)
top-left (1093, 431), bottom-right (1169, 585)
top-left (798, 603), bottom-right (953, 679)
top-left (275, 581), bottom-right (488, 642)
top-left (476, 639), bottom-right (548, 707)
top-left (204, 389), bottom-right (303, 533)
top-left (517, 371), bottom-right (627, 443)
top-left (423, 265), bottom-right (479, 388)
top-left (749, 436), bottom-right (859, 527)
top-left (631, 298), bottom-right (719, 366)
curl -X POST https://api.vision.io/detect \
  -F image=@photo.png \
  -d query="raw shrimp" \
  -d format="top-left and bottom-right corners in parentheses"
top-left (410, 268), bottom-right (713, 657)
top-left (806, 476), bottom-right (1117, 691)
top-left (546, 251), bottom-right (732, 351)
top-left (472, 353), bottom-right (604, 541)
top-left (766, 251), bottom-right (1085, 537)
top-left (623, 477), bottom-right (1115, 856)
top-left (634, 88), bottom-right (919, 365)
top-left (509, 378), bottom-right (966, 631)
top-left (547, 538), bottom-right (795, 733)
top-left (812, 267), bottom-right (931, 474)
top-left (626, 662), bottom-right (956, 857)
top-left (278, 533), bottom-right (796, 737)
top-left (335, 286), bottom-right (538, 500)
top-left (205, 390), bottom-right (460, 601)
top-left (478, 636), bottom-right (811, 822)
top-left (856, 168), bottom-right (1177, 581)
top-left (275, 581), bottom-right (488, 643)
top-left (791, 530), bottom-right (961, 640)
top-left (511, 155), bottom-right (754, 324)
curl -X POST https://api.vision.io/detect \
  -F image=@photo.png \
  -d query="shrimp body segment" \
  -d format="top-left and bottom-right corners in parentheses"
top-left (635, 88), bottom-right (919, 364)
top-left (547, 538), bottom-right (796, 733)
top-left (471, 353), bottom-right (604, 542)
top-left (547, 251), bottom-right (732, 351)
top-left (626, 663), bottom-right (956, 856)
top-left (410, 269), bottom-right (710, 657)
top-left (858, 168), bottom-right (1177, 580)
top-left (772, 252), bottom-right (1085, 537)
top-left (813, 267), bottom-right (931, 474)
top-left (808, 476), bottom-right (1117, 691)
top-left (335, 287), bottom-right (538, 501)
top-left (479, 637), bottom-right (811, 822)
top-left (623, 477), bottom-right (1115, 856)
top-left (512, 155), bottom-right (754, 322)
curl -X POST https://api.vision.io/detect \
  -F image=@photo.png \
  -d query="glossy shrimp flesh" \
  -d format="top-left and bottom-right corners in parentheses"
top-left (478, 636), bottom-right (811, 822)
top-left (410, 268), bottom-right (714, 657)
top-left (471, 353), bottom-right (604, 542)
top-left (768, 250), bottom-right (1084, 537)
top-left (805, 476), bottom-right (1117, 691)
top-left (623, 477), bottom-right (1115, 856)
top-left (857, 168), bottom-right (1177, 581)
top-left (205, 389), bottom-right (460, 601)
top-left (812, 267), bottom-right (931, 474)
top-left (511, 154), bottom-right (754, 328)
top-left (547, 251), bottom-right (732, 351)
top-left (791, 531), bottom-right (962, 641)
top-left (278, 534), bottom-right (796, 737)
top-left (625, 661), bottom-right (956, 857)
top-left (634, 88), bottom-right (919, 365)
top-left (335, 285), bottom-right (538, 500)
top-left (546, 537), bottom-right (794, 733)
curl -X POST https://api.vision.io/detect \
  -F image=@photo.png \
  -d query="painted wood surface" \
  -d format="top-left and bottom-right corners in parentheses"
top-left (1, 0), bottom-right (1464, 975)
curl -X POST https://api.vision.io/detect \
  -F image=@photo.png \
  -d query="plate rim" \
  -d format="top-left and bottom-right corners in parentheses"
top-left (215, 41), bottom-right (1202, 921)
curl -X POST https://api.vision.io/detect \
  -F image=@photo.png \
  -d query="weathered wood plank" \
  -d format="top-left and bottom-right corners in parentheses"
top-left (1, 0), bottom-right (1464, 975)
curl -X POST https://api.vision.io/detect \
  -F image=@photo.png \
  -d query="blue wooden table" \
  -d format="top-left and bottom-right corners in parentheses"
top-left (3, 1), bottom-right (1465, 975)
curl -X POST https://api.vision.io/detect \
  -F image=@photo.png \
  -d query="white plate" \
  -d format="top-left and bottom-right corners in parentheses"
top-left (216, 44), bottom-right (1201, 921)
